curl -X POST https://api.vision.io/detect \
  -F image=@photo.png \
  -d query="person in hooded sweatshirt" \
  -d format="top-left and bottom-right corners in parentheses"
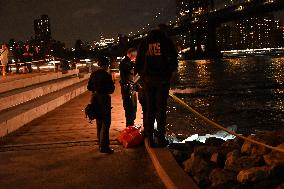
top-left (135, 28), bottom-right (178, 147)
top-left (87, 56), bottom-right (115, 154)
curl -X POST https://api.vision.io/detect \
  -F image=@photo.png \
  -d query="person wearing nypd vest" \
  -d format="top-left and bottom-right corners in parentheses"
top-left (119, 48), bottom-right (138, 127)
top-left (87, 56), bottom-right (115, 154)
top-left (135, 28), bottom-right (178, 147)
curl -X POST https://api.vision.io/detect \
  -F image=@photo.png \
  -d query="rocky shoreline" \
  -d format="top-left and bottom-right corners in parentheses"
top-left (169, 129), bottom-right (284, 189)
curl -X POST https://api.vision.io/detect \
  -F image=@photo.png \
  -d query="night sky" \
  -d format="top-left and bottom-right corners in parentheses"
top-left (0, 0), bottom-right (175, 47)
top-left (0, 0), bottom-right (283, 48)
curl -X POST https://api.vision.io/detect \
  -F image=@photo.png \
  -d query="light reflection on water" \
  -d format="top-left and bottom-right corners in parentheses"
top-left (167, 56), bottom-right (284, 139)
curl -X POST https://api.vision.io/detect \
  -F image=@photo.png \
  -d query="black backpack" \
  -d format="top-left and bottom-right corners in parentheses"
top-left (85, 97), bottom-right (100, 123)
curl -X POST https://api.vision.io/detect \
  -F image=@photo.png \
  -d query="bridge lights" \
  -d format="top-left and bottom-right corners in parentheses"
top-left (236, 6), bottom-right (244, 11)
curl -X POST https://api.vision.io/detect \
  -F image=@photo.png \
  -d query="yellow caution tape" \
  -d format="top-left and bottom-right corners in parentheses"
top-left (169, 92), bottom-right (284, 153)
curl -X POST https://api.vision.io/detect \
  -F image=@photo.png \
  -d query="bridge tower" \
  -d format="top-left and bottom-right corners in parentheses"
top-left (176, 0), bottom-right (220, 59)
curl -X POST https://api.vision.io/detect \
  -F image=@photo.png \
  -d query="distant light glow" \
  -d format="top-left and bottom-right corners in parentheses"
top-left (168, 126), bottom-right (237, 144)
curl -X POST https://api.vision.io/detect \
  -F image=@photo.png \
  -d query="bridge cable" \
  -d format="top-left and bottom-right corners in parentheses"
top-left (169, 92), bottom-right (284, 153)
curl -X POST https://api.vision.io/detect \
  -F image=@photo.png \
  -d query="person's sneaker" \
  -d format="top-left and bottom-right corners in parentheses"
top-left (100, 147), bottom-right (114, 154)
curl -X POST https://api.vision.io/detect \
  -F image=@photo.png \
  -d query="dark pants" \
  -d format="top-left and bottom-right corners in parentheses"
top-left (138, 85), bottom-right (146, 127)
top-left (6, 61), bottom-right (12, 73)
top-left (121, 84), bottom-right (137, 127)
top-left (93, 94), bottom-right (111, 149)
top-left (143, 76), bottom-right (170, 141)
top-left (26, 63), bottom-right (32, 73)
top-left (138, 84), bottom-right (146, 113)
top-left (16, 62), bottom-right (20, 73)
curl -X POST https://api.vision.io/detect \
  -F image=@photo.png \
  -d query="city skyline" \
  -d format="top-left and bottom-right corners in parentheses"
top-left (0, 0), bottom-right (175, 47)
top-left (0, 0), bottom-right (283, 48)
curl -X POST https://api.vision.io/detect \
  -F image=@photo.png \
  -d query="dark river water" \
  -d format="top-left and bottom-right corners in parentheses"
top-left (167, 56), bottom-right (284, 140)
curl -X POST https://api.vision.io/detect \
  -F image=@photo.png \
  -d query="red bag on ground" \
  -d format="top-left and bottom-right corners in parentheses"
top-left (117, 126), bottom-right (144, 148)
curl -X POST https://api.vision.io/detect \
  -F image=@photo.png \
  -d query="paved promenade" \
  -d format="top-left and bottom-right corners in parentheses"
top-left (0, 81), bottom-right (165, 189)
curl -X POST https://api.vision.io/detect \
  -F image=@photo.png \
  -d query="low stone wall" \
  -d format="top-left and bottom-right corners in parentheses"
top-left (0, 72), bottom-right (91, 138)
top-left (0, 70), bottom-right (78, 93)
top-left (169, 130), bottom-right (284, 189)
top-left (0, 76), bottom-right (81, 111)
top-left (0, 81), bottom-right (88, 138)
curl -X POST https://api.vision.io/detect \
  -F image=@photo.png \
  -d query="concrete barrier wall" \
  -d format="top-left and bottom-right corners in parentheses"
top-left (0, 70), bottom-right (78, 93)
top-left (0, 83), bottom-right (88, 138)
top-left (0, 77), bottom-right (81, 111)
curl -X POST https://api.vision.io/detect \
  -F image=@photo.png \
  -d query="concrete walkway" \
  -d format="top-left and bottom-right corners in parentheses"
top-left (0, 81), bottom-right (165, 189)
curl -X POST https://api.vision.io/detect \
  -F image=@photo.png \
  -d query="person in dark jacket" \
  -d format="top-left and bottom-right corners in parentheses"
top-left (33, 46), bottom-right (45, 72)
top-left (135, 28), bottom-right (178, 147)
top-left (87, 56), bottom-right (115, 154)
top-left (22, 44), bottom-right (33, 73)
top-left (13, 44), bottom-right (23, 73)
top-left (119, 48), bottom-right (137, 127)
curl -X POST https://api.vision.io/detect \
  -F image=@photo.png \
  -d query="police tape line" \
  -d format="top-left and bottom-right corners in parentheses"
top-left (169, 92), bottom-right (284, 153)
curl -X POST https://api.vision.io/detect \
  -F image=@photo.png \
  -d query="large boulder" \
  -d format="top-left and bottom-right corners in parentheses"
top-left (263, 143), bottom-right (284, 167)
top-left (270, 129), bottom-right (284, 143)
top-left (211, 152), bottom-right (226, 167)
top-left (183, 154), bottom-right (215, 187)
top-left (209, 168), bottom-right (237, 188)
top-left (253, 178), bottom-right (284, 189)
top-left (168, 140), bottom-right (203, 152)
top-left (169, 141), bottom-right (204, 165)
top-left (193, 145), bottom-right (220, 161)
top-left (222, 138), bottom-right (242, 150)
top-left (205, 137), bottom-right (225, 146)
top-left (225, 155), bottom-right (263, 172)
top-left (237, 166), bottom-right (274, 183)
top-left (170, 149), bottom-right (191, 165)
top-left (241, 133), bottom-right (282, 156)
top-left (224, 150), bottom-right (240, 169)
top-left (211, 147), bottom-right (243, 167)
top-left (241, 135), bottom-right (270, 155)
top-left (183, 154), bottom-right (203, 173)
top-left (276, 183), bottom-right (284, 189)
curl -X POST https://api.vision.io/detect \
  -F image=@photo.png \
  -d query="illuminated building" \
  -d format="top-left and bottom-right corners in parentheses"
top-left (176, 0), bottom-right (211, 20)
top-left (216, 24), bottom-right (234, 50)
top-left (275, 25), bottom-right (284, 47)
top-left (34, 15), bottom-right (52, 46)
top-left (282, 26), bottom-right (284, 41)
top-left (93, 35), bottom-right (115, 47)
top-left (216, 15), bottom-right (283, 50)
top-left (236, 14), bottom-right (279, 49)
top-left (176, 1), bottom-right (283, 51)
top-left (176, 0), bottom-right (190, 20)
top-left (175, 0), bottom-right (212, 50)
